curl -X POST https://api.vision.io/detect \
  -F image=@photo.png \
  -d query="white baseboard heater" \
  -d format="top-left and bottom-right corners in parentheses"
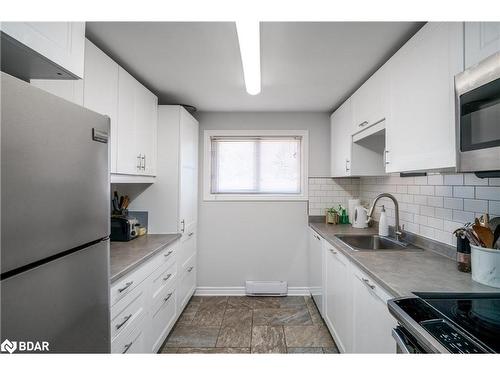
top-left (245, 281), bottom-right (288, 296)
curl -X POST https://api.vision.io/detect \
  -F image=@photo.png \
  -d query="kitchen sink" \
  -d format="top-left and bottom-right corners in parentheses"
top-left (335, 234), bottom-right (423, 252)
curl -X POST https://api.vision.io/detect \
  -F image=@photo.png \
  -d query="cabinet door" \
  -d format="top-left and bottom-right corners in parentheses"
top-left (465, 22), bottom-right (500, 69)
top-left (83, 40), bottom-right (119, 173)
top-left (178, 108), bottom-right (199, 235)
top-left (1, 22), bottom-right (85, 78)
top-left (352, 65), bottom-right (389, 130)
top-left (30, 78), bottom-right (84, 105)
top-left (325, 246), bottom-right (353, 352)
top-left (308, 228), bottom-right (324, 316)
top-left (352, 269), bottom-right (396, 353)
top-left (330, 98), bottom-right (353, 177)
top-left (116, 67), bottom-right (139, 174)
top-left (135, 86), bottom-right (158, 176)
top-left (386, 22), bottom-right (463, 173)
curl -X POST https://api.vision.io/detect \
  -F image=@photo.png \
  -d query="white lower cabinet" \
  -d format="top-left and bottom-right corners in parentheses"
top-left (352, 267), bottom-right (396, 353)
top-left (324, 245), bottom-right (353, 353)
top-left (322, 239), bottom-right (396, 353)
top-left (110, 238), bottom-right (196, 353)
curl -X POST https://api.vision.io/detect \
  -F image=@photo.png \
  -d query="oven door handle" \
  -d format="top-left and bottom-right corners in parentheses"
top-left (392, 327), bottom-right (412, 354)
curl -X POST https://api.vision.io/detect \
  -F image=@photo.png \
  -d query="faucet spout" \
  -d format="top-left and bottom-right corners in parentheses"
top-left (367, 193), bottom-right (404, 242)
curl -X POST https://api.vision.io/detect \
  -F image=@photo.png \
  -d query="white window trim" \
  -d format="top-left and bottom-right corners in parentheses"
top-left (203, 129), bottom-right (309, 201)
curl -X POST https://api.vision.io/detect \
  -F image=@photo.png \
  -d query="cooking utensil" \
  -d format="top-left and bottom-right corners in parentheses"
top-left (119, 196), bottom-right (124, 210)
top-left (493, 225), bottom-right (500, 249)
top-left (473, 223), bottom-right (494, 248)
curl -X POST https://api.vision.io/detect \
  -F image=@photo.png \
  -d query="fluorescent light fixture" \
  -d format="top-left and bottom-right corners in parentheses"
top-left (236, 21), bottom-right (261, 95)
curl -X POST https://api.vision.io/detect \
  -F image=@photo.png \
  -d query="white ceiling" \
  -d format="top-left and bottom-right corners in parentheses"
top-left (86, 22), bottom-right (424, 112)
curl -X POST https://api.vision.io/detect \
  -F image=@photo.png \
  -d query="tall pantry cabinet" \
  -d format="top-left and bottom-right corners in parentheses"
top-left (129, 105), bottom-right (199, 311)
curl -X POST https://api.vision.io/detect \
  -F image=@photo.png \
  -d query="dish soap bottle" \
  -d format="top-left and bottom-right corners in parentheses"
top-left (379, 205), bottom-right (389, 237)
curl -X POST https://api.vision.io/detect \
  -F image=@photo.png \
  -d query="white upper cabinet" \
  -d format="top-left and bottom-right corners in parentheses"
top-left (351, 65), bottom-right (389, 131)
top-left (465, 22), bottom-right (500, 69)
top-left (385, 22), bottom-right (463, 173)
top-left (330, 98), bottom-right (353, 177)
top-left (83, 40), bottom-right (119, 173)
top-left (1, 22), bottom-right (85, 78)
top-left (116, 67), bottom-right (158, 177)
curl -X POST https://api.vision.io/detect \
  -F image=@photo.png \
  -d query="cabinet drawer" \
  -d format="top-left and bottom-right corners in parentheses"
top-left (150, 261), bottom-right (177, 303)
top-left (352, 267), bottom-right (392, 303)
top-left (111, 285), bottom-right (146, 340)
top-left (178, 253), bottom-right (196, 310)
top-left (112, 317), bottom-right (145, 354)
top-left (149, 286), bottom-right (177, 352)
top-left (110, 261), bottom-right (154, 307)
top-left (179, 233), bottom-right (196, 265)
top-left (151, 244), bottom-right (177, 271)
top-left (181, 222), bottom-right (196, 242)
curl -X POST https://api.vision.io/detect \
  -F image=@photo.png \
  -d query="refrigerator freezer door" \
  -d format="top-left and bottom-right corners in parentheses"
top-left (0, 240), bottom-right (110, 353)
top-left (1, 72), bottom-right (110, 274)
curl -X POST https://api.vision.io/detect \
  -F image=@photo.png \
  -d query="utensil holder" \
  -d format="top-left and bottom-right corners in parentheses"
top-left (471, 245), bottom-right (500, 288)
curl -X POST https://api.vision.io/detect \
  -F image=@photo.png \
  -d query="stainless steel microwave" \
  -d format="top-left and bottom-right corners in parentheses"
top-left (455, 51), bottom-right (500, 174)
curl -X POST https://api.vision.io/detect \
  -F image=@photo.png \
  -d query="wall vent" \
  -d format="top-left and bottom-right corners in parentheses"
top-left (245, 281), bottom-right (288, 296)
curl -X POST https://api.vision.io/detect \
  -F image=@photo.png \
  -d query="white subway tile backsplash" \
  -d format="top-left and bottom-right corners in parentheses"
top-left (476, 186), bottom-right (500, 200)
top-left (444, 197), bottom-right (463, 210)
top-left (427, 196), bottom-right (444, 208)
top-left (359, 173), bottom-right (499, 247)
top-left (420, 185), bottom-right (435, 196)
top-left (308, 177), bottom-right (359, 216)
top-left (427, 174), bottom-right (443, 185)
top-left (463, 199), bottom-right (488, 213)
top-left (444, 174), bottom-right (463, 185)
top-left (464, 174), bottom-right (488, 186)
top-left (453, 186), bottom-right (475, 199)
top-left (435, 186), bottom-right (453, 197)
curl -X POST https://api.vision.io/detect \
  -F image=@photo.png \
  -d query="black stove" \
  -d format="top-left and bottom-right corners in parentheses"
top-left (388, 293), bottom-right (500, 353)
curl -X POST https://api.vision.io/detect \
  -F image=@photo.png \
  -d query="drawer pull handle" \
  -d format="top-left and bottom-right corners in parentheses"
top-left (116, 314), bottom-right (132, 330)
top-left (163, 273), bottom-right (172, 281)
top-left (329, 249), bottom-right (337, 254)
top-left (164, 250), bottom-right (173, 257)
top-left (122, 342), bottom-right (133, 354)
top-left (362, 278), bottom-right (375, 289)
top-left (164, 293), bottom-right (173, 302)
top-left (118, 281), bottom-right (133, 293)
top-left (188, 232), bottom-right (194, 237)
top-left (314, 235), bottom-right (321, 241)
top-left (187, 266), bottom-right (194, 272)
top-left (358, 121), bottom-right (369, 127)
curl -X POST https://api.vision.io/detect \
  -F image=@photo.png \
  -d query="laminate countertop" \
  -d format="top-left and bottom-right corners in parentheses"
top-left (110, 234), bottom-right (182, 283)
top-left (309, 222), bottom-right (499, 298)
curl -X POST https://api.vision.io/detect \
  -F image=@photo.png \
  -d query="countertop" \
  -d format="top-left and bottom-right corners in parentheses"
top-left (309, 222), bottom-right (499, 298)
top-left (110, 233), bottom-right (182, 283)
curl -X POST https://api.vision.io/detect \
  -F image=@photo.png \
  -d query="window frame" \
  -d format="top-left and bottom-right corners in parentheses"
top-left (203, 129), bottom-right (309, 201)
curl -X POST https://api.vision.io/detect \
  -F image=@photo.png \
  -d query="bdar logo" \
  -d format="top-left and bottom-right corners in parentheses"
top-left (1, 339), bottom-right (17, 354)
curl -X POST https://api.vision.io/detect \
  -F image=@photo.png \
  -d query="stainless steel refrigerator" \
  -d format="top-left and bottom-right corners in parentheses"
top-left (1, 72), bottom-right (111, 353)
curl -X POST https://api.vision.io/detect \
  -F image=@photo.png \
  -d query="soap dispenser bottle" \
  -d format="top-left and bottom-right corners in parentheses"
top-left (379, 205), bottom-right (389, 237)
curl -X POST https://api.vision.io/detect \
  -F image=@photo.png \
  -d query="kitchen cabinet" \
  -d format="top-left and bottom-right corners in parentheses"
top-left (116, 67), bottom-right (158, 177)
top-left (324, 244), bottom-right (353, 353)
top-left (465, 22), bottom-right (500, 69)
top-left (351, 65), bottom-right (389, 131)
top-left (308, 228), bottom-right (324, 316)
top-left (352, 267), bottom-right (396, 353)
top-left (386, 22), bottom-right (463, 173)
top-left (1, 22), bottom-right (85, 78)
top-left (83, 39), bottom-right (119, 173)
top-left (110, 241), bottom-right (181, 354)
top-left (330, 98), bottom-right (353, 177)
top-left (30, 78), bottom-right (84, 105)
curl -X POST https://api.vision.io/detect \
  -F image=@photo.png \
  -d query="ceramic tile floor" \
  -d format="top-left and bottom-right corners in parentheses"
top-left (159, 296), bottom-right (339, 354)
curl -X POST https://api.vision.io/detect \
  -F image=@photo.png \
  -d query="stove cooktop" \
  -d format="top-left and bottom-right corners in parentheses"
top-left (393, 293), bottom-right (500, 353)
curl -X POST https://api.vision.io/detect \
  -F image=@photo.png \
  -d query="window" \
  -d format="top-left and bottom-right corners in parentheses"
top-left (204, 130), bottom-right (308, 200)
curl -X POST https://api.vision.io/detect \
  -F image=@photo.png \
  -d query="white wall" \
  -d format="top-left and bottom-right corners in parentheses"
top-left (196, 112), bottom-right (330, 291)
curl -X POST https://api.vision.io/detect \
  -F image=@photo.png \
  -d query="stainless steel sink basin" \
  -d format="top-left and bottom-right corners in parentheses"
top-left (335, 234), bottom-right (423, 252)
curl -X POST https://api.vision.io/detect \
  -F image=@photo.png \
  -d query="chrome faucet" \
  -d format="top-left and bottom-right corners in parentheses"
top-left (367, 193), bottom-right (404, 242)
